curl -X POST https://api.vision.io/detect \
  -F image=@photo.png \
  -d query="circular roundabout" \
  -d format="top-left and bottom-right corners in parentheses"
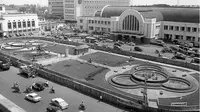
top-left (107, 64), bottom-right (197, 93)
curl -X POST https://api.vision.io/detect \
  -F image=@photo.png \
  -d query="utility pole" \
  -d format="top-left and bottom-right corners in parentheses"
top-left (143, 75), bottom-right (148, 107)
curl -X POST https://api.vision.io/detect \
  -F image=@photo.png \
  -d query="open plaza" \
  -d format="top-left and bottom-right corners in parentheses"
top-left (0, 37), bottom-right (199, 112)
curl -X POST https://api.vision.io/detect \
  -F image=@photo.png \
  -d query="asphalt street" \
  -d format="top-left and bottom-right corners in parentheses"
top-left (0, 67), bottom-right (123, 112)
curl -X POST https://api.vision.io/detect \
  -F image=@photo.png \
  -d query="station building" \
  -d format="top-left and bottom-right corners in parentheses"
top-left (0, 4), bottom-right (39, 37)
top-left (63, 0), bottom-right (130, 23)
top-left (77, 6), bottom-right (200, 44)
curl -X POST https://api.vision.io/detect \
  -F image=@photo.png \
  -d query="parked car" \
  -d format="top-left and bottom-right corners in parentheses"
top-left (114, 45), bottom-right (121, 50)
top-left (46, 106), bottom-right (62, 112)
top-left (172, 53), bottom-right (186, 60)
top-left (114, 42), bottom-right (121, 47)
top-left (127, 42), bottom-right (136, 46)
top-left (25, 93), bottom-right (41, 102)
top-left (134, 46), bottom-right (143, 52)
top-left (51, 98), bottom-right (69, 110)
top-left (151, 39), bottom-right (165, 46)
top-left (191, 57), bottom-right (200, 64)
top-left (0, 58), bottom-right (11, 70)
top-left (32, 81), bottom-right (46, 91)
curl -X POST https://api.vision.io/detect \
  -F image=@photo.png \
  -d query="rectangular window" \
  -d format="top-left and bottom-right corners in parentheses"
top-left (0, 23), bottom-right (2, 30)
top-left (0, 7), bottom-right (2, 11)
top-left (181, 27), bottom-right (185, 31)
top-left (95, 20), bottom-right (97, 24)
top-left (32, 21), bottom-right (35, 27)
top-left (108, 21), bottom-right (110, 25)
top-left (32, 29), bottom-right (36, 31)
top-left (89, 26), bottom-right (93, 30)
top-left (192, 37), bottom-right (195, 41)
top-left (198, 37), bottom-right (200, 42)
top-left (192, 28), bottom-right (197, 32)
top-left (80, 19), bottom-right (83, 23)
top-left (91, 20), bottom-right (94, 24)
top-left (18, 22), bottom-right (21, 28)
top-left (23, 21), bottom-right (26, 27)
top-left (186, 36), bottom-right (192, 41)
top-left (169, 26), bottom-right (173, 30)
top-left (98, 21), bottom-right (100, 24)
top-left (105, 21), bottom-right (107, 25)
top-left (175, 26), bottom-right (179, 31)
top-left (13, 22), bottom-right (16, 28)
top-left (101, 21), bottom-right (103, 24)
top-left (27, 21), bottom-right (31, 27)
top-left (186, 27), bottom-right (191, 32)
top-left (80, 26), bottom-right (83, 29)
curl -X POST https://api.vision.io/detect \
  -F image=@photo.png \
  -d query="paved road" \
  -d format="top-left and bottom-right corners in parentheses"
top-left (0, 67), bottom-right (123, 112)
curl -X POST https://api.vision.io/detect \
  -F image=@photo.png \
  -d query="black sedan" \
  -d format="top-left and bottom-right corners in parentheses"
top-left (32, 81), bottom-right (46, 91)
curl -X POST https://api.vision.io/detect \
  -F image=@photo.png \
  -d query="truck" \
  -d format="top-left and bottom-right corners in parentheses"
top-left (19, 65), bottom-right (37, 78)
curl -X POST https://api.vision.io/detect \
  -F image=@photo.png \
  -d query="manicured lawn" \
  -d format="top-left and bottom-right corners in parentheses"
top-left (47, 59), bottom-right (107, 79)
top-left (80, 52), bottom-right (135, 67)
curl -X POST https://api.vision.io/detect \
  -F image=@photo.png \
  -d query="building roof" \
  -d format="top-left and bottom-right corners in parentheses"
top-left (74, 45), bottom-right (90, 50)
top-left (98, 6), bottom-right (200, 23)
top-left (5, 6), bottom-right (16, 10)
top-left (94, 11), bottom-right (101, 17)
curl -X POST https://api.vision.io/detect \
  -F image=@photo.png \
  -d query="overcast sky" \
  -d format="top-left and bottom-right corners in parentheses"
top-left (1, 0), bottom-right (199, 6)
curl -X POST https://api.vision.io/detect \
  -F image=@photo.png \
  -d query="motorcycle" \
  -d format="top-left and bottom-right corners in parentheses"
top-left (49, 88), bottom-right (55, 93)
top-left (25, 86), bottom-right (33, 93)
top-left (79, 103), bottom-right (86, 111)
top-left (15, 86), bottom-right (21, 93)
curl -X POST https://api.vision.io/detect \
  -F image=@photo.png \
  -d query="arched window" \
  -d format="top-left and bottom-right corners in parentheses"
top-left (8, 21), bottom-right (11, 29)
top-left (122, 15), bottom-right (139, 31)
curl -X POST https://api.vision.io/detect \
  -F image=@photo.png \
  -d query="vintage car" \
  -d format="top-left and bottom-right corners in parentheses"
top-left (0, 58), bottom-right (11, 70)
top-left (51, 98), bottom-right (69, 110)
top-left (46, 106), bottom-right (62, 112)
top-left (25, 93), bottom-right (41, 102)
top-left (32, 81), bottom-right (46, 91)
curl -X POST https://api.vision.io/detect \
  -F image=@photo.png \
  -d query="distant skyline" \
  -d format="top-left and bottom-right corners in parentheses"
top-left (1, 0), bottom-right (199, 6)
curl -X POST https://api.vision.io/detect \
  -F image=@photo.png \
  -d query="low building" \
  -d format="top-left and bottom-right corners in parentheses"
top-left (0, 4), bottom-right (39, 37)
top-left (73, 44), bottom-right (89, 55)
top-left (77, 6), bottom-right (200, 44)
top-left (85, 36), bottom-right (96, 43)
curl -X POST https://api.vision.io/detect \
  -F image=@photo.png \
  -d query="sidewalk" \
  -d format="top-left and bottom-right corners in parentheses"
top-left (0, 94), bottom-right (26, 112)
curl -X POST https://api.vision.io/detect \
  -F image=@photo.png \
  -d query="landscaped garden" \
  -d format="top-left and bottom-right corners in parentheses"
top-left (79, 51), bottom-right (142, 67)
top-left (46, 59), bottom-right (108, 80)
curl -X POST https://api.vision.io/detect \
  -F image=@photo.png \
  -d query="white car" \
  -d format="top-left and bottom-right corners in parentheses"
top-left (25, 93), bottom-right (41, 102)
top-left (51, 98), bottom-right (69, 110)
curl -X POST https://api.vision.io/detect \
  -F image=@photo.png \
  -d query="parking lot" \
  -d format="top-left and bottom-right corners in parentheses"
top-left (0, 67), bottom-right (123, 112)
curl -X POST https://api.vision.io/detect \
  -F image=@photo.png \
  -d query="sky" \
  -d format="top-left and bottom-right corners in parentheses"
top-left (0, 0), bottom-right (199, 6)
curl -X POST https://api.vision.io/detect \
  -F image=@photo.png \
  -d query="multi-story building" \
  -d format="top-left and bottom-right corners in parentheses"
top-left (63, 0), bottom-right (130, 23)
top-left (48, 0), bottom-right (64, 17)
top-left (77, 6), bottom-right (200, 44)
top-left (0, 4), bottom-right (39, 37)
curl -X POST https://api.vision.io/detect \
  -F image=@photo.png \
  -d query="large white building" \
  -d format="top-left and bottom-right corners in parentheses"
top-left (63, 0), bottom-right (130, 22)
top-left (77, 6), bottom-right (200, 44)
top-left (48, 0), bottom-right (64, 17)
top-left (0, 4), bottom-right (39, 37)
